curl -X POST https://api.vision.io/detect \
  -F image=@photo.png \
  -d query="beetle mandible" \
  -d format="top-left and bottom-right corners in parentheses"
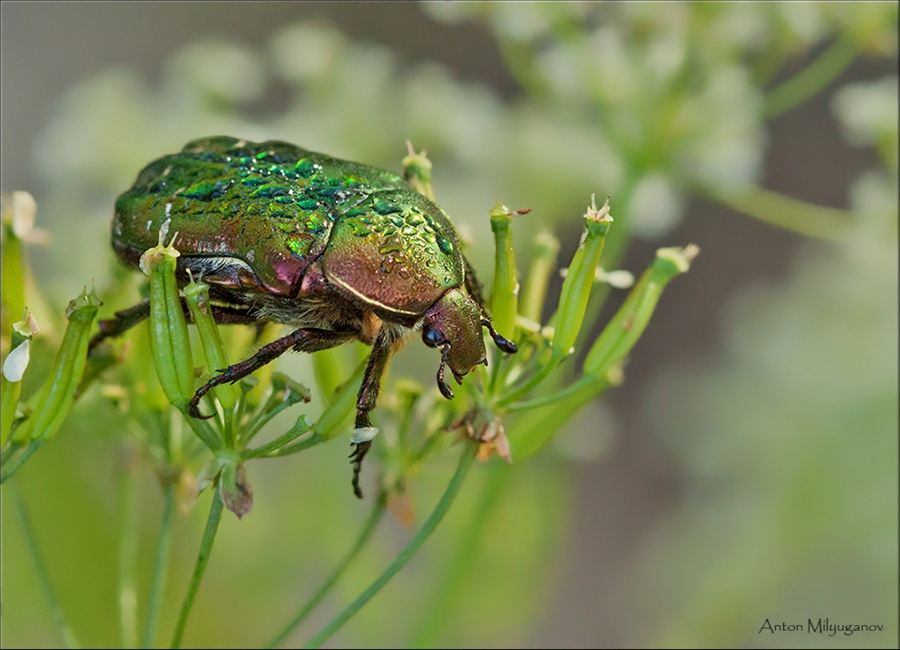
top-left (91, 136), bottom-right (517, 498)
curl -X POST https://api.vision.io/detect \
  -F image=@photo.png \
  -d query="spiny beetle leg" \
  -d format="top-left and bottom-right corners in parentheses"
top-left (351, 330), bottom-right (394, 499)
top-left (349, 441), bottom-right (372, 500)
top-left (188, 327), bottom-right (354, 418)
top-left (89, 300), bottom-right (151, 350)
top-left (89, 299), bottom-right (258, 351)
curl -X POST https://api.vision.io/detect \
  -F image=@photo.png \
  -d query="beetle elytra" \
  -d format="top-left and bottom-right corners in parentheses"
top-left (91, 136), bottom-right (517, 497)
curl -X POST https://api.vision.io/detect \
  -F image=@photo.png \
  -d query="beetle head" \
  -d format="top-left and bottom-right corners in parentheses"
top-left (422, 288), bottom-right (486, 399)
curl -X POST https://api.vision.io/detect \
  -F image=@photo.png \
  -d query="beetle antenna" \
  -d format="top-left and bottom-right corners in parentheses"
top-left (481, 318), bottom-right (518, 354)
top-left (436, 343), bottom-right (454, 399)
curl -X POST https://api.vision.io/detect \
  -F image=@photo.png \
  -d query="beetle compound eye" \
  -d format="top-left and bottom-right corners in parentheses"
top-left (481, 318), bottom-right (518, 354)
top-left (436, 342), bottom-right (454, 400)
top-left (422, 326), bottom-right (446, 349)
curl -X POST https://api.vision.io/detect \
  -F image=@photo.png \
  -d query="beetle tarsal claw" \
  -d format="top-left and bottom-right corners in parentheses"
top-left (188, 387), bottom-right (217, 420)
top-left (436, 343), bottom-right (454, 400)
top-left (481, 318), bottom-right (518, 354)
top-left (349, 440), bottom-right (372, 500)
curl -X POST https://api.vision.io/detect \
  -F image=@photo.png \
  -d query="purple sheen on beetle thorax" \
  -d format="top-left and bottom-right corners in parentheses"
top-left (260, 250), bottom-right (310, 296)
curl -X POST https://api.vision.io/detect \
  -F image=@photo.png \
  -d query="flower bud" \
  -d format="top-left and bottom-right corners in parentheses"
top-left (520, 231), bottom-right (560, 324)
top-left (583, 244), bottom-right (699, 379)
top-left (2, 193), bottom-right (34, 333)
top-left (490, 204), bottom-right (529, 341)
top-left (11, 288), bottom-right (101, 444)
top-left (312, 347), bottom-right (348, 404)
top-left (552, 196), bottom-right (613, 358)
top-left (402, 141), bottom-right (435, 200)
top-left (184, 274), bottom-right (237, 411)
top-left (141, 232), bottom-right (195, 410)
top-left (315, 361), bottom-right (366, 442)
top-left (1, 311), bottom-right (39, 446)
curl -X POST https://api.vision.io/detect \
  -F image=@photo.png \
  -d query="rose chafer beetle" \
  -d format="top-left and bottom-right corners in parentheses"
top-left (92, 136), bottom-right (517, 497)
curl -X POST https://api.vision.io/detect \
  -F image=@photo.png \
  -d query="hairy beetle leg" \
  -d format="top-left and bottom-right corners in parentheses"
top-left (187, 327), bottom-right (354, 418)
top-left (350, 330), bottom-right (395, 499)
top-left (89, 299), bottom-right (258, 351)
top-left (89, 300), bottom-right (153, 350)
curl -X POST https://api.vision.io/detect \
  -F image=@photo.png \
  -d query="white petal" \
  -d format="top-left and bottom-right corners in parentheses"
top-left (3, 339), bottom-right (30, 382)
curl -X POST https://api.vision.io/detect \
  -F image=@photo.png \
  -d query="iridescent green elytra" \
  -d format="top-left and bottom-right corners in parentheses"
top-left (97, 136), bottom-right (517, 497)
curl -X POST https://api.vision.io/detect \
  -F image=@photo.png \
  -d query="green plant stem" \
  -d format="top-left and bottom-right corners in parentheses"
top-left (508, 378), bottom-right (609, 461)
top-left (411, 466), bottom-right (510, 647)
top-left (505, 375), bottom-right (595, 412)
top-left (312, 360), bottom-right (367, 442)
top-left (142, 483), bottom-right (177, 649)
top-left (1, 220), bottom-right (26, 331)
top-left (180, 411), bottom-right (222, 451)
top-left (170, 488), bottom-right (224, 649)
top-left (260, 432), bottom-right (325, 458)
top-left (569, 182), bottom-right (636, 361)
top-left (489, 206), bottom-right (519, 349)
top-left (10, 480), bottom-right (81, 649)
top-left (302, 443), bottom-right (478, 649)
top-left (751, 44), bottom-right (789, 86)
top-left (708, 185), bottom-right (853, 241)
top-left (519, 232), bottom-right (560, 325)
top-left (497, 351), bottom-right (562, 407)
top-left (312, 347), bottom-right (348, 406)
top-left (1, 374), bottom-right (21, 447)
top-left (222, 408), bottom-right (235, 449)
top-left (570, 283), bottom-right (612, 363)
top-left (118, 456), bottom-right (140, 649)
top-left (243, 393), bottom-right (308, 445)
top-left (1, 439), bottom-right (45, 483)
top-left (764, 35), bottom-right (858, 119)
top-left (245, 428), bottom-right (318, 459)
top-left (266, 491), bottom-right (388, 649)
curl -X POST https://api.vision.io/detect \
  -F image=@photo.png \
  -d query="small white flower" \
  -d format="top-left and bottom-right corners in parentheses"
top-left (597, 269), bottom-right (635, 289)
top-left (5, 191), bottom-right (51, 245)
top-left (3, 339), bottom-right (31, 382)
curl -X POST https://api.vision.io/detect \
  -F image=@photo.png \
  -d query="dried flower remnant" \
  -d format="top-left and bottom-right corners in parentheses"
top-left (450, 408), bottom-right (512, 464)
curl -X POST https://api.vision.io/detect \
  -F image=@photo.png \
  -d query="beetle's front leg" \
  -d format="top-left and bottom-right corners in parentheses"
top-left (350, 330), bottom-right (393, 499)
top-left (461, 253), bottom-right (518, 355)
top-left (189, 328), bottom-right (354, 418)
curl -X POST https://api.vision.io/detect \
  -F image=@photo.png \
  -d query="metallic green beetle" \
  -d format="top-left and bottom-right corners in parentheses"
top-left (93, 136), bottom-right (516, 497)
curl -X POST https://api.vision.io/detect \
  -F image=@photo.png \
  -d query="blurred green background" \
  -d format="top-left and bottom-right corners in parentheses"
top-left (1, 2), bottom-right (897, 648)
